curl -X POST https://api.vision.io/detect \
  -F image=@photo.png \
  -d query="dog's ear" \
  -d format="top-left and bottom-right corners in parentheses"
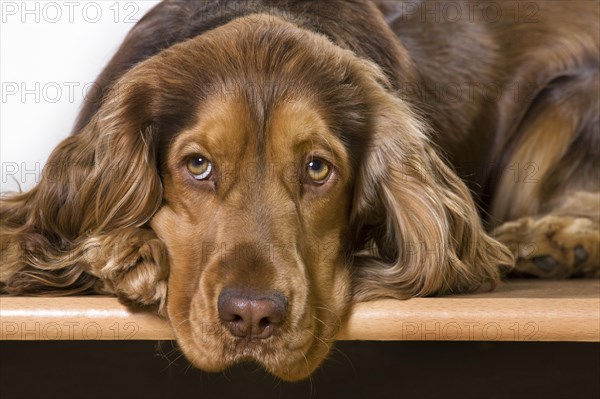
top-left (350, 93), bottom-right (514, 301)
top-left (0, 74), bottom-right (162, 296)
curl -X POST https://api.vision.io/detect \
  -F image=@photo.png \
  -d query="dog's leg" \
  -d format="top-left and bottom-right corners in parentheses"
top-left (85, 227), bottom-right (169, 314)
top-left (488, 68), bottom-right (599, 279)
top-left (493, 191), bottom-right (599, 278)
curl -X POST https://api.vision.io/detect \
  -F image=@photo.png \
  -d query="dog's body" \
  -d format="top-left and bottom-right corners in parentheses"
top-left (1, 0), bottom-right (598, 380)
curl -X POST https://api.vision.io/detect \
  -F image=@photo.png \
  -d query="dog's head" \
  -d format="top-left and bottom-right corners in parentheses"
top-left (146, 17), bottom-right (368, 379)
top-left (5, 15), bottom-right (510, 380)
top-left (144, 16), bottom-right (380, 379)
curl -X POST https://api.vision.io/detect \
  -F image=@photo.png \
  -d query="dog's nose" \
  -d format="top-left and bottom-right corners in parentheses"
top-left (217, 289), bottom-right (287, 339)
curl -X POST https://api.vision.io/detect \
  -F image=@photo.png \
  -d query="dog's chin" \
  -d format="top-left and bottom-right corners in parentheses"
top-left (173, 326), bottom-right (334, 381)
top-left (262, 338), bottom-right (333, 381)
top-left (203, 346), bottom-right (329, 382)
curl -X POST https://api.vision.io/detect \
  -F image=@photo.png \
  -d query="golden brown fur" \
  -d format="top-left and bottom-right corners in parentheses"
top-left (1, 0), bottom-right (598, 381)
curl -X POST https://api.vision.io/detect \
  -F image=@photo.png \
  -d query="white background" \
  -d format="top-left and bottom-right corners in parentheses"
top-left (1, 0), bottom-right (160, 192)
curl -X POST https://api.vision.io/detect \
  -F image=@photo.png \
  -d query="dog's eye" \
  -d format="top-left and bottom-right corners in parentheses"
top-left (306, 158), bottom-right (332, 184)
top-left (187, 157), bottom-right (213, 180)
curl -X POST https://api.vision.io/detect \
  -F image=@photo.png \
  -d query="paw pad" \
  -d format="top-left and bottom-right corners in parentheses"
top-left (574, 246), bottom-right (589, 266)
top-left (532, 255), bottom-right (560, 273)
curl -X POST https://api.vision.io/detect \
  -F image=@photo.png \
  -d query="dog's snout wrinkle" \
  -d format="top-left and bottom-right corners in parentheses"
top-left (218, 288), bottom-right (287, 339)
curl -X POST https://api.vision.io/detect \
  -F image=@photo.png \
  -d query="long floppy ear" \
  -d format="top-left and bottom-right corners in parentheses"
top-left (0, 76), bottom-right (164, 303)
top-left (350, 92), bottom-right (514, 301)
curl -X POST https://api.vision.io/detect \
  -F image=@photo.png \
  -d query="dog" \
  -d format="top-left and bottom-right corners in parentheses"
top-left (1, 0), bottom-right (598, 381)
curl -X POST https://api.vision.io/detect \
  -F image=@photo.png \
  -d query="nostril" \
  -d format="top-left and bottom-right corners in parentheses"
top-left (258, 317), bottom-right (271, 330)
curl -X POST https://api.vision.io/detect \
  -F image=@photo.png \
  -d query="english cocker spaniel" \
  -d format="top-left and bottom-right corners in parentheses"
top-left (1, 0), bottom-right (598, 381)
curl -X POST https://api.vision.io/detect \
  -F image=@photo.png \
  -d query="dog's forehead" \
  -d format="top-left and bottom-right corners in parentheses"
top-left (172, 93), bottom-right (345, 164)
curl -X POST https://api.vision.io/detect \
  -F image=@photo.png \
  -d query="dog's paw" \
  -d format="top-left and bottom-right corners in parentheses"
top-left (97, 231), bottom-right (169, 314)
top-left (493, 215), bottom-right (599, 278)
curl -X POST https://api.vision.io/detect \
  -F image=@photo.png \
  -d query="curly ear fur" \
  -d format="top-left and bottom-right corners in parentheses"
top-left (0, 74), bottom-right (166, 309)
top-left (351, 89), bottom-right (514, 301)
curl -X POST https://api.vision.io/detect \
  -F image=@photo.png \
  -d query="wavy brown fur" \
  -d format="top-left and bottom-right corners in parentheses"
top-left (1, 75), bottom-right (164, 305)
top-left (350, 83), bottom-right (513, 301)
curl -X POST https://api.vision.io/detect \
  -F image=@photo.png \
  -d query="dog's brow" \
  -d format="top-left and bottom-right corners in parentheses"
top-left (178, 142), bottom-right (208, 157)
top-left (268, 101), bottom-right (347, 162)
top-left (293, 134), bottom-right (343, 160)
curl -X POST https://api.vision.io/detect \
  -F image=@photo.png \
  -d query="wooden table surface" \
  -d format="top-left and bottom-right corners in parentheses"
top-left (1, 280), bottom-right (598, 341)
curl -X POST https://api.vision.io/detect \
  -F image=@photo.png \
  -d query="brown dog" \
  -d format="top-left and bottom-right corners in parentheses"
top-left (1, 0), bottom-right (598, 380)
